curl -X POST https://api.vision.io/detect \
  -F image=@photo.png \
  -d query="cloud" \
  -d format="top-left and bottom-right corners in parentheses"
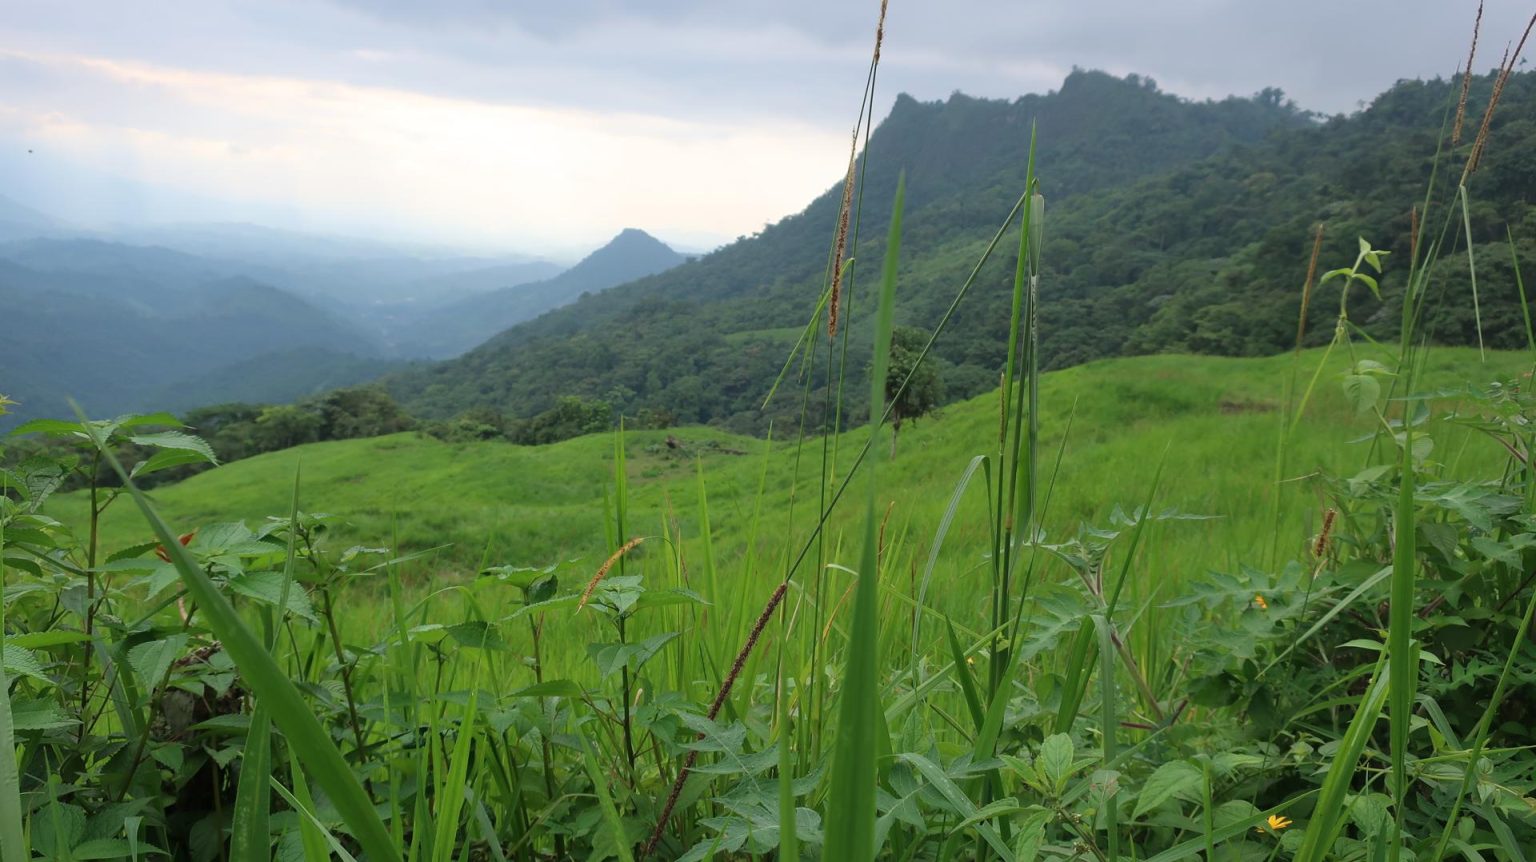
top-left (0, 48), bottom-right (849, 252)
top-left (0, 0), bottom-right (1529, 250)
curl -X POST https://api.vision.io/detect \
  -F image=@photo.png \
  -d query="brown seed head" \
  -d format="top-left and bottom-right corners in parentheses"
top-left (577, 536), bottom-right (645, 610)
top-left (1453, 1), bottom-right (1483, 145)
top-left (1314, 508), bottom-right (1337, 558)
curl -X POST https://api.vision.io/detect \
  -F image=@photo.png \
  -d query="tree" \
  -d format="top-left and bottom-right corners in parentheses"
top-left (884, 326), bottom-right (944, 456)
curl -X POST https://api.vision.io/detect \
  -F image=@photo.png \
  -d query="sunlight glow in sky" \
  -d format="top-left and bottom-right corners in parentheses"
top-left (1, 0), bottom-right (1528, 256)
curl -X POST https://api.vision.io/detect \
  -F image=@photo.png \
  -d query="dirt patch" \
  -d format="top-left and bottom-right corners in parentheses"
top-left (1219, 399), bottom-right (1278, 414)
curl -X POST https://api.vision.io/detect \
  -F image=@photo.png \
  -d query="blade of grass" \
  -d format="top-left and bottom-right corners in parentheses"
top-left (433, 674), bottom-right (479, 862)
top-left (231, 466), bottom-right (301, 862)
top-left (229, 703), bottom-right (272, 862)
top-left (823, 173), bottom-right (904, 862)
top-left (942, 617), bottom-right (985, 732)
top-left (0, 514), bottom-right (26, 862)
top-left (579, 726), bottom-right (634, 862)
top-left (777, 654), bottom-right (798, 862)
top-left (1388, 396), bottom-right (1420, 860)
top-left (77, 407), bottom-right (401, 862)
top-left (1294, 657), bottom-right (1391, 862)
top-left (271, 776), bottom-right (361, 862)
top-left (283, 749), bottom-right (336, 862)
top-left (1095, 615), bottom-right (1120, 862)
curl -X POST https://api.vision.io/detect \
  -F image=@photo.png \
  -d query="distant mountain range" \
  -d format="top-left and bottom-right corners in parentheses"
top-left (393, 229), bottom-right (686, 358)
top-left (0, 217), bottom-right (684, 425)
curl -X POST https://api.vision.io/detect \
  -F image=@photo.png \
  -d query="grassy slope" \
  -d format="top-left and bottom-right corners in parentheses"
top-left (57, 346), bottom-right (1524, 647)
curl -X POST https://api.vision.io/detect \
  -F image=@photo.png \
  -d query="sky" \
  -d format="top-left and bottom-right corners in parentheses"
top-left (0, 1), bottom-right (1529, 257)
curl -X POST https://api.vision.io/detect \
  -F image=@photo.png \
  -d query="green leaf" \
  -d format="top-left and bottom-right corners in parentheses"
top-left (1012, 809), bottom-right (1051, 862)
top-left (74, 837), bottom-right (169, 859)
top-left (1343, 374), bottom-right (1381, 415)
top-left (1133, 760), bottom-right (1203, 818)
top-left (509, 680), bottom-right (584, 698)
top-left (893, 753), bottom-right (1011, 858)
top-left (9, 698), bottom-right (76, 731)
top-left (128, 430), bottom-right (216, 460)
top-left (132, 447), bottom-right (215, 479)
top-left (1038, 733), bottom-right (1075, 795)
top-left (8, 418), bottom-right (85, 437)
top-left (586, 632), bottom-right (680, 678)
top-left (227, 571), bottom-right (317, 621)
top-left (445, 621), bottom-right (507, 650)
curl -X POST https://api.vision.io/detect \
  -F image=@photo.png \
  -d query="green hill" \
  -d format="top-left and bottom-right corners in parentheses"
top-left (383, 70), bottom-right (1535, 434)
top-left (56, 347), bottom-right (1524, 599)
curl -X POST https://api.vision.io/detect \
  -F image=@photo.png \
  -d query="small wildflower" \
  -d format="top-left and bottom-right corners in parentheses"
top-left (1253, 593), bottom-right (1269, 610)
top-left (1256, 814), bottom-right (1292, 833)
top-left (156, 532), bottom-right (196, 562)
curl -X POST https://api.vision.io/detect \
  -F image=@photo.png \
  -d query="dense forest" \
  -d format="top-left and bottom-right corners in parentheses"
top-left (385, 69), bottom-right (1536, 435)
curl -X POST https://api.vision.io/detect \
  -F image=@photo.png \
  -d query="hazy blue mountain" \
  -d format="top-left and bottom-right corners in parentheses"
top-left (0, 194), bottom-right (61, 241)
top-left (0, 251), bottom-right (384, 426)
top-left (392, 228), bottom-right (685, 358)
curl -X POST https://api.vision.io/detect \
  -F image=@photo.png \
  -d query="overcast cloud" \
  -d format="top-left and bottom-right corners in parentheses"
top-left (0, 0), bottom-right (1528, 255)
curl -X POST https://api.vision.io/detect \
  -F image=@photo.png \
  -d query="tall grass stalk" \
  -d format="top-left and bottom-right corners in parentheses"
top-left (823, 173), bottom-right (904, 862)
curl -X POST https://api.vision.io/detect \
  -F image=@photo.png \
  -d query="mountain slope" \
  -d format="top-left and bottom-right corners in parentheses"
top-left (393, 228), bottom-right (685, 358)
top-left (384, 70), bottom-right (1313, 428)
top-left (386, 70), bottom-right (1535, 433)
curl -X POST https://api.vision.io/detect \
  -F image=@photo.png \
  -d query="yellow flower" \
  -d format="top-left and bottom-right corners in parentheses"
top-left (1254, 593), bottom-right (1269, 610)
top-left (1255, 814), bottom-right (1292, 833)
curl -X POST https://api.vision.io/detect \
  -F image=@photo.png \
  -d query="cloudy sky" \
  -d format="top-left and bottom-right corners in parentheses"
top-left (0, 1), bottom-right (1527, 256)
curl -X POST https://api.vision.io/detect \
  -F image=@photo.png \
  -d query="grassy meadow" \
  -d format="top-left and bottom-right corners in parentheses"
top-left (49, 346), bottom-right (1527, 660)
top-left (6, 9), bottom-right (1536, 858)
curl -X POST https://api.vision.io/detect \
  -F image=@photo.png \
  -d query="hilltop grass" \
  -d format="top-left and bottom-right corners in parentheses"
top-left (51, 345), bottom-right (1525, 652)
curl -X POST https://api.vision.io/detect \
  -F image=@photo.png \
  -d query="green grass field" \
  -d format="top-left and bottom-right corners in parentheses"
top-left (50, 345), bottom-right (1525, 650)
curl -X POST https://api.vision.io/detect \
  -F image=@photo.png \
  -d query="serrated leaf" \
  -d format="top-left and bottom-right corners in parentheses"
top-left (3, 631), bottom-right (91, 649)
top-left (9, 698), bottom-right (77, 731)
top-left (8, 418), bottom-right (85, 437)
top-left (446, 621), bottom-right (507, 650)
top-left (228, 571), bottom-right (316, 621)
top-left (129, 634), bottom-right (188, 692)
top-left (2, 645), bottom-right (48, 683)
top-left (132, 447), bottom-right (214, 479)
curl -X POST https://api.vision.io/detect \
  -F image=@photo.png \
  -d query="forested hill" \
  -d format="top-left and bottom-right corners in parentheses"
top-left (386, 69), bottom-right (1535, 434)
